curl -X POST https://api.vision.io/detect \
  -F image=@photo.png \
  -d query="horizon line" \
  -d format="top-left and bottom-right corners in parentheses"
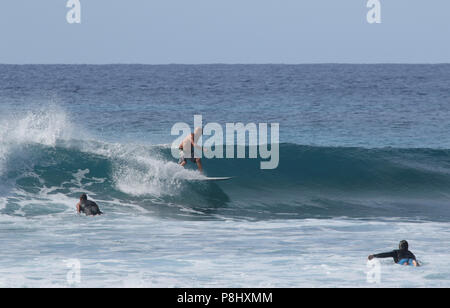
top-left (1, 62), bottom-right (450, 66)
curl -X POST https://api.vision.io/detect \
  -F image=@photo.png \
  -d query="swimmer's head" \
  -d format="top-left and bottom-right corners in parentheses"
top-left (399, 240), bottom-right (408, 250)
top-left (80, 193), bottom-right (88, 201)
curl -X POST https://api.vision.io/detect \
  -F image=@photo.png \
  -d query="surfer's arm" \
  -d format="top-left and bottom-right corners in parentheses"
top-left (410, 253), bottom-right (420, 266)
top-left (370, 251), bottom-right (396, 259)
top-left (190, 135), bottom-right (206, 151)
top-left (76, 202), bottom-right (81, 213)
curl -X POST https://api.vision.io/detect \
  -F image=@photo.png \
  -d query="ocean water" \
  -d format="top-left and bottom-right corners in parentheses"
top-left (0, 64), bottom-right (450, 287)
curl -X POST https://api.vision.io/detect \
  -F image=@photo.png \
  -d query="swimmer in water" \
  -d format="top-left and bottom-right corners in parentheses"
top-left (368, 240), bottom-right (420, 267)
top-left (76, 193), bottom-right (103, 216)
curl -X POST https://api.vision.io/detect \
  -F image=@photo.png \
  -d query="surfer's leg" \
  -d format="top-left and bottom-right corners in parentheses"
top-left (195, 158), bottom-right (203, 173)
top-left (179, 152), bottom-right (187, 167)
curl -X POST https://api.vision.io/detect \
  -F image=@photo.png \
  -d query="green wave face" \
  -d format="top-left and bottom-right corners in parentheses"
top-left (2, 141), bottom-right (450, 221)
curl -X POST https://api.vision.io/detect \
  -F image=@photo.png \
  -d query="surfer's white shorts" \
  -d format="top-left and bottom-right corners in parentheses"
top-left (179, 150), bottom-right (197, 164)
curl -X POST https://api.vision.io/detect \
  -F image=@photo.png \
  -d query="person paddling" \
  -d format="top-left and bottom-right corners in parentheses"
top-left (368, 240), bottom-right (420, 267)
top-left (76, 193), bottom-right (103, 216)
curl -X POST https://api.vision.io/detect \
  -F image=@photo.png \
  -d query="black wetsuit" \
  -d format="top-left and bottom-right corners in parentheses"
top-left (80, 200), bottom-right (102, 216)
top-left (374, 249), bottom-right (416, 264)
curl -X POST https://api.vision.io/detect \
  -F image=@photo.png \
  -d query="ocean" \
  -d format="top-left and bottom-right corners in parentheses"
top-left (0, 64), bottom-right (449, 287)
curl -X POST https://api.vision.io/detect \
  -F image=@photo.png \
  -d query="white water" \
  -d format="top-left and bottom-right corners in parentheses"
top-left (1, 210), bottom-right (449, 288)
top-left (0, 106), bottom-right (74, 176)
top-left (0, 107), bottom-right (203, 198)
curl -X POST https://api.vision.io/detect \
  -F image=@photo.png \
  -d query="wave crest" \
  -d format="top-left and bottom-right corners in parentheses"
top-left (1, 108), bottom-right (450, 220)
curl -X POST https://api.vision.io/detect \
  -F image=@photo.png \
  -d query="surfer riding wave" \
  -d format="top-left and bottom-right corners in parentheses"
top-left (178, 127), bottom-right (207, 173)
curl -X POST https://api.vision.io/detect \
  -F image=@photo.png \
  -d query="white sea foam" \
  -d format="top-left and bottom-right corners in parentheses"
top-left (0, 105), bottom-right (75, 176)
top-left (0, 216), bottom-right (449, 287)
top-left (0, 197), bottom-right (6, 211)
top-left (84, 141), bottom-right (204, 197)
top-left (0, 105), bottom-right (73, 147)
top-left (0, 105), bottom-right (201, 199)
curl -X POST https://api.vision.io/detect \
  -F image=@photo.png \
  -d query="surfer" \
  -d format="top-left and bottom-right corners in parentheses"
top-left (368, 240), bottom-right (420, 266)
top-left (178, 127), bottom-right (207, 173)
top-left (76, 193), bottom-right (103, 216)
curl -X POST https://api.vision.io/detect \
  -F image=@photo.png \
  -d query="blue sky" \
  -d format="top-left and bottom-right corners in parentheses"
top-left (0, 0), bottom-right (449, 64)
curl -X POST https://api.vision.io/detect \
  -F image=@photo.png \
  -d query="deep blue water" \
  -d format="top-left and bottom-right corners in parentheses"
top-left (2, 64), bottom-right (450, 147)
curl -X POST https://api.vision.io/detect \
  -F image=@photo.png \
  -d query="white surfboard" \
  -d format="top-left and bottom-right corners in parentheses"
top-left (196, 177), bottom-right (233, 181)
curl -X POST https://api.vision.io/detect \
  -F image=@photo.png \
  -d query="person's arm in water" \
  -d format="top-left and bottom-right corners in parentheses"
top-left (369, 251), bottom-right (420, 266)
top-left (368, 251), bottom-right (396, 260)
top-left (76, 202), bottom-right (81, 213)
top-left (409, 252), bottom-right (420, 267)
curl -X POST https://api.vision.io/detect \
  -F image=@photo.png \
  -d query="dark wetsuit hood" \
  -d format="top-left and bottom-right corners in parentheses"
top-left (80, 199), bottom-right (102, 216)
top-left (399, 240), bottom-right (408, 251)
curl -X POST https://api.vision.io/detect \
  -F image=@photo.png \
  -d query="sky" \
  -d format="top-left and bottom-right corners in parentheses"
top-left (0, 0), bottom-right (449, 64)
